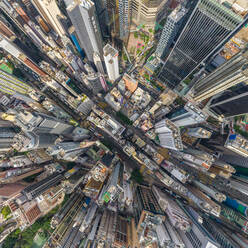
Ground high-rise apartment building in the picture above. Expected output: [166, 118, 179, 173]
[178, 206, 221, 248]
[102, 162, 123, 203]
[31, 0, 66, 37]
[131, 0, 168, 29]
[7, 111, 75, 135]
[12, 132, 59, 151]
[82, 65, 107, 93]
[80, 203, 98, 232]
[133, 185, 164, 232]
[46, 141, 95, 161]
[106, 0, 130, 40]
[155, 118, 183, 150]
[103, 44, 120, 81]
[93, 52, 105, 75]
[202, 218, 243, 248]
[66, 0, 103, 63]
[92, 0, 110, 39]
[158, 0, 244, 89]
[96, 209, 117, 246]
[113, 215, 130, 248]
[224, 133, 248, 157]
[167, 102, 208, 127]
[0, 167, 43, 183]
[193, 48, 248, 102]
[183, 148, 215, 169]
[193, 180, 226, 202]
[76, 95, 94, 116]
[0, 126, 18, 156]
[118, 0, 130, 39]
[22, 172, 63, 200]
[187, 127, 212, 139]
[152, 186, 191, 231]
[207, 83, 248, 118]
[155, 4, 186, 59]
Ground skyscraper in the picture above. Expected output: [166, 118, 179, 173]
[22, 172, 63, 200]
[103, 44, 120, 81]
[167, 102, 208, 127]
[224, 133, 248, 158]
[92, 0, 110, 39]
[152, 186, 191, 231]
[3, 111, 75, 135]
[82, 65, 107, 93]
[12, 132, 59, 151]
[102, 162, 123, 203]
[131, 0, 168, 29]
[207, 83, 248, 118]
[46, 141, 95, 161]
[202, 217, 243, 248]
[155, 118, 183, 150]
[118, 0, 130, 39]
[106, 0, 130, 40]
[68, 26, 85, 59]
[178, 206, 221, 248]
[0, 126, 18, 156]
[31, 0, 66, 37]
[134, 185, 164, 230]
[158, 0, 244, 89]
[155, 4, 186, 59]
[187, 127, 212, 139]
[66, 0, 104, 63]
[193, 48, 248, 102]
[93, 52, 105, 75]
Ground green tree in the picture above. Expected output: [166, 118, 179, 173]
[131, 169, 143, 184]
[1, 206, 11, 219]
[2, 229, 20, 248]
[116, 111, 133, 125]
[234, 125, 248, 139]
[3, 203, 62, 248]
[13, 68, 25, 79]
[123, 54, 128, 61]
[134, 31, 138, 38]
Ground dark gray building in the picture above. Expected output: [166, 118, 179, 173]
[92, 0, 110, 39]
[22, 172, 63, 200]
[0, 126, 18, 156]
[202, 218, 244, 248]
[178, 206, 221, 248]
[208, 83, 248, 118]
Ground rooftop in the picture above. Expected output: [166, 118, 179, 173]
[103, 44, 118, 57]
[225, 133, 248, 157]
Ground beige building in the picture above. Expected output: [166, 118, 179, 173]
[131, 0, 168, 29]
[31, 0, 66, 37]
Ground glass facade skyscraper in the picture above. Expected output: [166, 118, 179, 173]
[158, 0, 244, 89]
[209, 83, 248, 118]
[193, 48, 248, 102]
